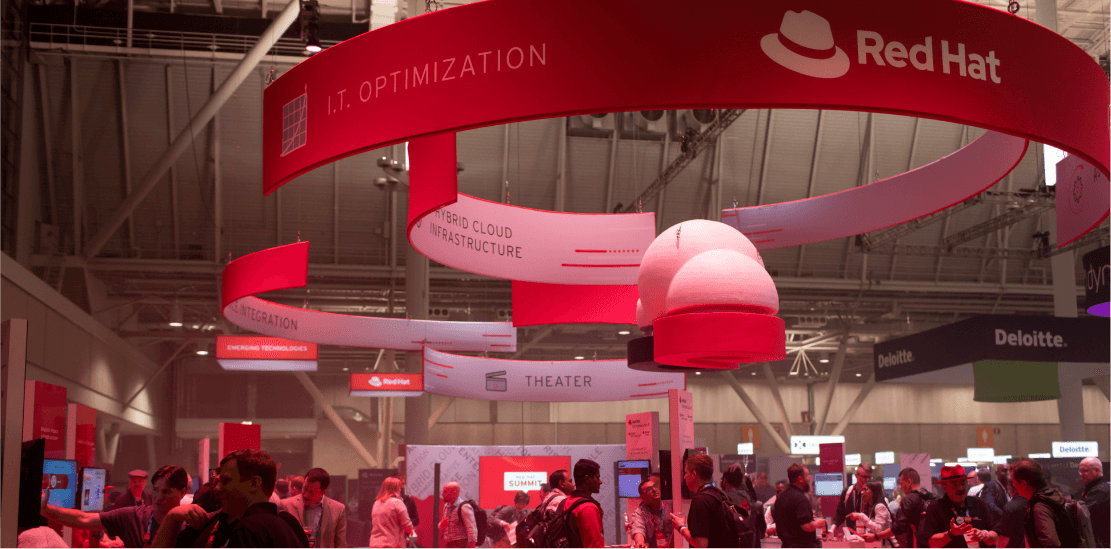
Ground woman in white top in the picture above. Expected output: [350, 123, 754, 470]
[369, 477, 415, 548]
[849, 481, 899, 547]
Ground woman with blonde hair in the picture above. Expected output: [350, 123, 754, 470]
[369, 477, 415, 548]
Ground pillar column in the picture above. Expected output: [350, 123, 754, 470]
[1035, 1, 1085, 442]
[404, 242, 430, 445]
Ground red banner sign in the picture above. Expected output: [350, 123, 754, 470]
[69, 404, 96, 468]
[511, 281, 638, 326]
[23, 380, 67, 459]
[218, 423, 261, 461]
[263, 0, 1108, 207]
[350, 373, 425, 397]
[216, 336, 318, 360]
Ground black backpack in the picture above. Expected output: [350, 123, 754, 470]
[517, 493, 558, 548]
[1063, 499, 1096, 548]
[539, 495, 601, 548]
[703, 486, 754, 548]
[458, 499, 489, 544]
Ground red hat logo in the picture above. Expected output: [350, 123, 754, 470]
[761, 10, 850, 79]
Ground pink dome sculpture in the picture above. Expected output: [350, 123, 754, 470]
[628, 220, 785, 371]
[665, 249, 779, 316]
[637, 220, 764, 324]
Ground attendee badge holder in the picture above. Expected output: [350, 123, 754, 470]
[956, 512, 979, 548]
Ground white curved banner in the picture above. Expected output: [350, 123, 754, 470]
[224, 296, 517, 352]
[410, 194, 656, 285]
[423, 347, 684, 401]
[721, 131, 1027, 250]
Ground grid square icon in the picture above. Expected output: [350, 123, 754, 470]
[281, 92, 308, 157]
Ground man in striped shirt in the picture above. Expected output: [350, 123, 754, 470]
[439, 482, 477, 548]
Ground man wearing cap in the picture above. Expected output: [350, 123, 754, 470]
[109, 470, 153, 510]
[919, 465, 994, 548]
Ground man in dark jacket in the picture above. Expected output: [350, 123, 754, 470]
[489, 491, 530, 548]
[1080, 457, 1109, 548]
[1012, 459, 1078, 548]
[155, 449, 308, 548]
[918, 465, 994, 548]
[978, 465, 1010, 526]
[873, 467, 936, 547]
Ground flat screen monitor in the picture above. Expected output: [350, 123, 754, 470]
[479, 456, 571, 509]
[79, 467, 107, 512]
[814, 473, 844, 496]
[43, 459, 78, 509]
[659, 451, 673, 500]
[617, 460, 651, 498]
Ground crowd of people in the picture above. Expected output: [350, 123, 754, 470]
[758, 458, 1110, 549]
[28, 449, 1109, 549]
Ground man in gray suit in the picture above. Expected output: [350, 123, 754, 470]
[281, 468, 348, 547]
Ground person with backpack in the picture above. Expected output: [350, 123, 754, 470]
[516, 473, 574, 548]
[671, 453, 754, 548]
[721, 464, 764, 546]
[561, 459, 605, 548]
[1079, 457, 1109, 548]
[544, 470, 576, 517]
[439, 482, 479, 548]
[629, 478, 674, 548]
[1011, 459, 1080, 548]
[871, 468, 937, 548]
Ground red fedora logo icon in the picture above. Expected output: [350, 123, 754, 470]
[761, 10, 850, 78]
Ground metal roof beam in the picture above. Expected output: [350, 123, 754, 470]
[620, 109, 745, 213]
[81, 0, 301, 261]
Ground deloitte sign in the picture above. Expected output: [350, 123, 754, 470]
[1051, 441, 1099, 458]
[873, 315, 1107, 382]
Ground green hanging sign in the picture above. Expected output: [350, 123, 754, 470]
[973, 360, 1061, 402]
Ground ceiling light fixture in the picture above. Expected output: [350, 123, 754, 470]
[300, 0, 322, 53]
[618, 330, 631, 335]
[574, 356, 585, 360]
[856, 373, 862, 377]
[168, 302, 183, 327]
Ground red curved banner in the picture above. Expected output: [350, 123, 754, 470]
[264, 0, 1108, 193]
[511, 281, 638, 327]
[220, 242, 517, 352]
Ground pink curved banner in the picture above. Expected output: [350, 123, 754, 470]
[221, 242, 517, 352]
[264, 0, 1108, 193]
[409, 193, 655, 285]
[721, 130, 1028, 249]
[422, 347, 684, 402]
